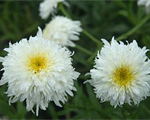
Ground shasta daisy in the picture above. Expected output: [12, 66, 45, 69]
[43, 16, 82, 47]
[0, 28, 80, 116]
[39, 0, 65, 19]
[88, 37, 150, 107]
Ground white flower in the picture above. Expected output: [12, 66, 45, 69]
[43, 16, 82, 47]
[0, 27, 80, 116]
[138, 0, 150, 13]
[88, 37, 150, 107]
[39, 0, 65, 19]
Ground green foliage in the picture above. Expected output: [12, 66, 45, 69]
[0, 0, 150, 119]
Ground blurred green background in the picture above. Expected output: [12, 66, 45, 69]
[0, 0, 150, 119]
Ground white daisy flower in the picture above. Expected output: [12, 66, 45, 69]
[43, 16, 82, 47]
[39, 0, 65, 19]
[138, 0, 150, 13]
[0, 27, 80, 116]
[88, 37, 150, 107]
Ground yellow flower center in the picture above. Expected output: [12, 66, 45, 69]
[27, 54, 49, 74]
[113, 65, 135, 87]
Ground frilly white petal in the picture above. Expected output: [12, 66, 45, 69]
[37, 27, 43, 38]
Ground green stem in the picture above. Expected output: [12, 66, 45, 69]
[11, 105, 16, 113]
[59, 3, 71, 18]
[87, 50, 98, 62]
[0, 93, 16, 114]
[59, 3, 102, 46]
[87, 45, 102, 62]
[142, 104, 150, 115]
[76, 44, 92, 55]
[116, 13, 150, 41]
[82, 29, 102, 46]
[88, 13, 150, 62]
[121, 107, 126, 119]
[59, 4, 92, 55]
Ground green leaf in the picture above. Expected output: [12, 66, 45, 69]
[15, 102, 27, 119]
[48, 104, 59, 119]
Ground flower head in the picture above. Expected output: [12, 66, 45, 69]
[0, 28, 80, 116]
[88, 37, 150, 107]
[138, 0, 150, 13]
[39, 0, 65, 19]
[43, 16, 82, 47]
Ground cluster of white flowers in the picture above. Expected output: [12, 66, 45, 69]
[1, 0, 150, 117]
[0, 28, 80, 116]
[0, 0, 82, 116]
[138, 0, 150, 13]
[88, 37, 150, 107]
[39, 0, 82, 47]
[43, 16, 82, 47]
